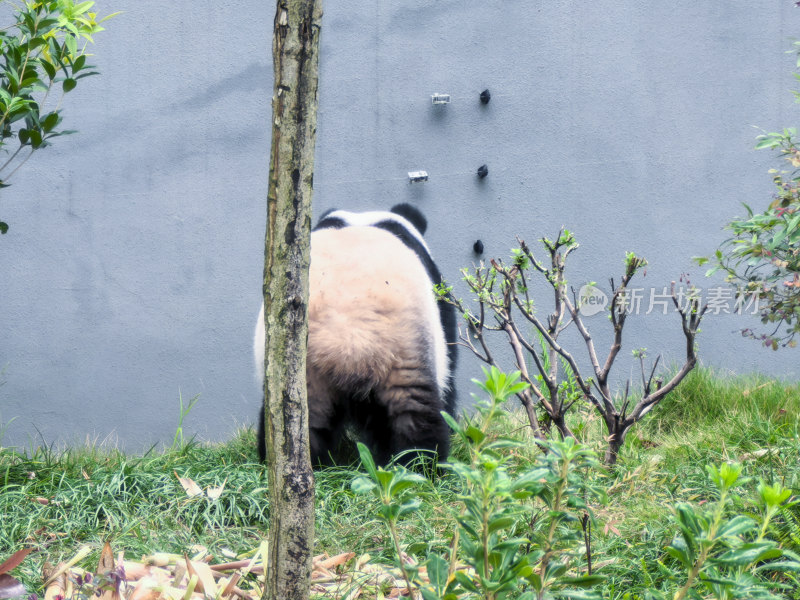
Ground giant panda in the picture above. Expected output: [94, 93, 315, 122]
[253, 203, 457, 466]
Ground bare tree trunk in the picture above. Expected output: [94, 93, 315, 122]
[261, 1, 322, 599]
[603, 415, 624, 466]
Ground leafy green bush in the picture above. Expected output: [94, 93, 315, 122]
[648, 463, 800, 600]
[699, 41, 800, 349]
[352, 368, 800, 600]
[0, 0, 114, 234]
[353, 368, 605, 600]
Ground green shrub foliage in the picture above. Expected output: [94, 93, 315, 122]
[700, 42, 800, 349]
[0, 0, 114, 234]
[352, 369, 800, 600]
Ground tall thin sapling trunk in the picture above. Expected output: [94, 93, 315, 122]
[261, 1, 322, 599]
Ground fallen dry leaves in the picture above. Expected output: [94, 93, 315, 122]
[2, 542, 440, 600]
[4, 472, 446, 600]
[0, 548, 33, 599]
[173, 474, 227, 502]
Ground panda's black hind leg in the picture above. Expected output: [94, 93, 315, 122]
[353, 396, 396, 466]
[307, 377, 350, 466]
[389, 408, 450, 467]
[259, 403, 344, 466]
[375, 368, 451, 467]
[309, 424, 347, 466]
[258, 374, 346, 466]
[257, 404, 266, 462]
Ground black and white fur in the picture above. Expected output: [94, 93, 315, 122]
[254, 203, 457, 465]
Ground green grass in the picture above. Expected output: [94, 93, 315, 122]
[580, 368, 800, 597]
[1, 366, 799, 598]
[0, 435, 269, 569]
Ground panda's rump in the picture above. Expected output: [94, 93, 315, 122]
[308, 227, 443, 394]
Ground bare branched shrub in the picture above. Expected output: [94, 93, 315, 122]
[439, 230, 708, 465]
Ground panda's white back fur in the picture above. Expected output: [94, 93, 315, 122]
[253, 208, 449, 398]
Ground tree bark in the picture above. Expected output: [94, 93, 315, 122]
[261, 1, 322, 599]
[603, 416, 624, 466]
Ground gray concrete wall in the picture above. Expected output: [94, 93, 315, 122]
[2, 1, 798, 451]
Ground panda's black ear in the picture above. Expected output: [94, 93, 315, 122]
[390, 203, 427, 236]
